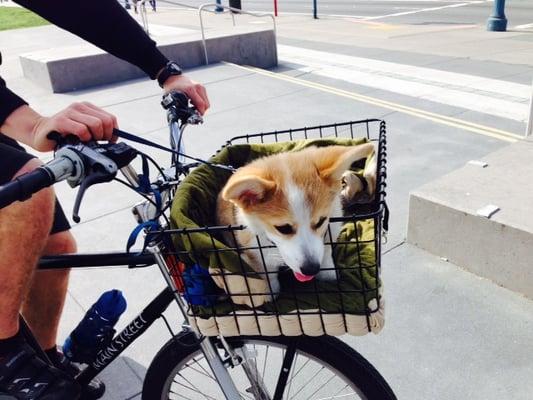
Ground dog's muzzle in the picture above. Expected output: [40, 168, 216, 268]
[294, 262, 320, 282]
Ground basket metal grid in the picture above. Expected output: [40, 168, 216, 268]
[161, 119, 388, 336]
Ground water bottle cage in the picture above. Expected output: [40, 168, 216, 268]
[64, 327, 116, 364]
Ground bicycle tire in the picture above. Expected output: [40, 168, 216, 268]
[142, 330, 396, 400]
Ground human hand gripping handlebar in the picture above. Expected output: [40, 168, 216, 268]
[0, 91, 200, 216]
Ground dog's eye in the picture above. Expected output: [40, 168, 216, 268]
[314, 217, 327, 229]
[274, 224, 294, 235]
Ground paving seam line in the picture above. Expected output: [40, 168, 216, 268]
[225, 62, 520, 143]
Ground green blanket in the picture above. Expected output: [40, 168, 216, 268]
[170, 138, 381, 317]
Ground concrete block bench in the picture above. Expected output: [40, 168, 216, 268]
[407, 139, 533, 299]
[20, 26, 277, 93]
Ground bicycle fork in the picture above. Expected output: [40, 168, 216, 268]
[148, 245, 244, 400]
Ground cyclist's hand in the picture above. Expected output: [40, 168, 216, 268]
[163, 74, 210, 115]
[31, 102, 118, 152]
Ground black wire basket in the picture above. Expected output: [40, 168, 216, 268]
[164, 120, 388, 337]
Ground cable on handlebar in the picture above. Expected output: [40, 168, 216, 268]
[113, 129, 236, 173]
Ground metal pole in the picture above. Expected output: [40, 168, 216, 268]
[526, 78, 533, 137]
[274, 0, 278, 17]
[487, 0, 507, 31]
[198, 8, 209, 65]
[313, 0, 318, 19]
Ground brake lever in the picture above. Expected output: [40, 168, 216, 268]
[72, 171, 114, 223]
[70, 143, 139, 222]
[46, 132, 139, 222]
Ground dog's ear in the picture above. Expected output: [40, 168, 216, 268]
[314, 143, 375, 181]
[222, 174, 276, 208]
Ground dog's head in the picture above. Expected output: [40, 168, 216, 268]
[222, 144, 374, 281]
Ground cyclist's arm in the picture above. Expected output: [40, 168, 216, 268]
[1, 78, 116, 152]
[13, 0, 209, 114]
[15, 0, 165, 79]
[0, 75, 27, 130]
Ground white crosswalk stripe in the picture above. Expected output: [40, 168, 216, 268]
[278, 45, 530, 122]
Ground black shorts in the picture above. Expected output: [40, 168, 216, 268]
[0, 134, 70, 234]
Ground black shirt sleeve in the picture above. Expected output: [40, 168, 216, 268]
[0, 75, 28, 126]
[14, 0, 169, 79]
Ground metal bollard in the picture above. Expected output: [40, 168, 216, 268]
[487, 0, 507, 32]
[526, 78, 533, 138]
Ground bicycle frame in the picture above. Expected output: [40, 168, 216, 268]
[6, 96, 390, 399]
[37, 103, 247, 399]
[38, 249, 297, 399]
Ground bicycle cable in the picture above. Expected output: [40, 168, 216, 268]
[113, 128, 236, 173]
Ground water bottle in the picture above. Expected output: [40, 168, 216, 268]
[182, 264, 220, 307]
[63, 289, 127, 363]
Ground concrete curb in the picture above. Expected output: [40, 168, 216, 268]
[407, 140, 533, 299]
[20, 26, 277, 93]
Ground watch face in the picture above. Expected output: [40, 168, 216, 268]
[158, 62, 182, 87]
[169, 62, 182, 74]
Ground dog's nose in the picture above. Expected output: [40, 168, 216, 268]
[300, 262, 321, 276]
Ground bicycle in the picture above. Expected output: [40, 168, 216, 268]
[0, 92, 396, 400]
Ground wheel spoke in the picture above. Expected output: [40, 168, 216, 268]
[306, 373, 336, 399]
[191, 356, 214, 378]
[262, 345, 270, 380]
[167, 389, 200, 400]
[174, 372, 216, 400]
[180, 360, 217, 382]
[169, 381, 212, 400]
[286, 358, 311, 387]
[326, 383, 353, 400]
[285, 354, 298, 400]
[288, 365, 326, 399]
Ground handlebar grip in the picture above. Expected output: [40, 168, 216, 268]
[0, 167, 54, 209]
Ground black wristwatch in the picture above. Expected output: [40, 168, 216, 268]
[157, 61, 182, 88]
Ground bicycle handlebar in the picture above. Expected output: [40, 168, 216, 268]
[0, 167, 55, 209]
[0, 140, 137, 214]
[0, 91, 198, 216]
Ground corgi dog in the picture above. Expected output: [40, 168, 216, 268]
[216, 143, 376, 300]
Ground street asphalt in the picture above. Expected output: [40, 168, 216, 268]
[0, 2, 532, 399]
[159, 0, 533, 27]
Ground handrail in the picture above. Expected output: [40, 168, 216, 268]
[139, 0, 150, 35]
[198, 3, 277, 65]
[526, 77, 533, 137]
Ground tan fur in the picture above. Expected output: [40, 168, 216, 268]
[215, 143, 375, 302]
[219, 144, 374, 229]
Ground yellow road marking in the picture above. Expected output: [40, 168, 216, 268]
[226, 62, 521, 143]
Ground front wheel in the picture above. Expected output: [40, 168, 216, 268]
[142, 331, 396, 400]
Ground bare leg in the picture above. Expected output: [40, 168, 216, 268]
[0, 159, 55, 340]
[22, 231, 76, 350]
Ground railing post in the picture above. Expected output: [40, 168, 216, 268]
[313, 0, 318, 19]
[139, 0, 150, 36]
[487, 0, 507, 32]
[526, 78, 533, 138]
[198, 2, 278, 64]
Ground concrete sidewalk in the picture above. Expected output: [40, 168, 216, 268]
[1, 9, 532, 399]
[54, 62, 533, 399]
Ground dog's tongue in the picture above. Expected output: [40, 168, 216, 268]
[294, 272, 315, 282]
